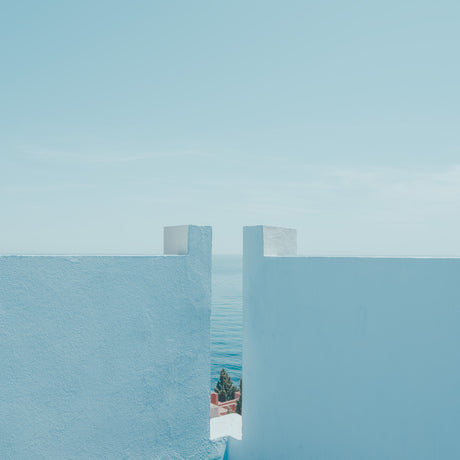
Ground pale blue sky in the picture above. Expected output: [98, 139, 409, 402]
[1, 1, 459, 255]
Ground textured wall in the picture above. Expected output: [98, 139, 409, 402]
[230, 226, 460, 460]
[0, 226, 222, 459]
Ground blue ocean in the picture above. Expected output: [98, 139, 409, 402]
[211, 255, 243, 390]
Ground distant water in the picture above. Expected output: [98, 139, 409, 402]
[211, 255, 243, 390]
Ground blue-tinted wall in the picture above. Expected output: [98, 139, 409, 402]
[231, 226, 460, 459]
[0, 226, 224, 459]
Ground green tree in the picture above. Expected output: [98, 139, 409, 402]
[236, 378, 242, 415]
[214, 368, 238, 402]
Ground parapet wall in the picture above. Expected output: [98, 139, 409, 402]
[0, 226, 220, 459]
[230, 226, 460, 459]
[3, 224, 460, 459]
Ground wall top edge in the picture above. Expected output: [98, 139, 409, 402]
[243, 225, 295, 231]
[164, 224, 212, 227]
[0, 255, 188, 258]
[264, 255, 460, 260]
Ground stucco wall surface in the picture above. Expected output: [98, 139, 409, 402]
[230, 226, 460, 460]
[0, 226, 223, 459]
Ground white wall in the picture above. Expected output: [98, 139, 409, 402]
[0, 226, 224, 459]
[230, 225, 460, 459]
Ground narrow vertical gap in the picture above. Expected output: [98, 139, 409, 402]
[210, 254, 243, 440]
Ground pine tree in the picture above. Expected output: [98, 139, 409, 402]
[236, 378, 242, 415]
[214, 368, 238, 402]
